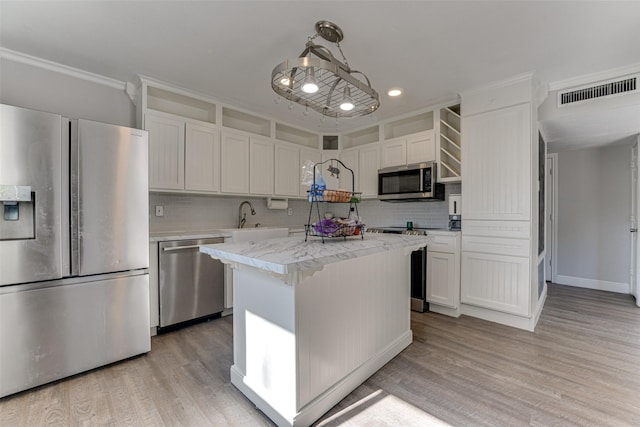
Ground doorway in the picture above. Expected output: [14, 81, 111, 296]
[545, 154, 557, 283]
[631, 139, 640, 306]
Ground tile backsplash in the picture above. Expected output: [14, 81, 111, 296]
[149, 183, 461, 233]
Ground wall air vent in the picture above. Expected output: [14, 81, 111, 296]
[558, 74, 638, 107]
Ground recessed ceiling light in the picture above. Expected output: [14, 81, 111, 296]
[387, 88, 403, 97]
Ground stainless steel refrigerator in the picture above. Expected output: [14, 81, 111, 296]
[0, 104, 150, 398]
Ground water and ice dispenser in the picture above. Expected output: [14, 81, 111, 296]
[0, 185, 35, 240]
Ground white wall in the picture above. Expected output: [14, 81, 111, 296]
[556, 142, 632, 292]
[0, 56, 135, 126]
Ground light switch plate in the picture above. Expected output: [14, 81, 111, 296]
[155, 205, 164, 217]
[287, 207, 293, 216]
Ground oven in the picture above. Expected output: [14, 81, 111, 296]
[368, 227, 429, 312]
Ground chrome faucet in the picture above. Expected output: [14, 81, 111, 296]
[237, 200, 256, 228]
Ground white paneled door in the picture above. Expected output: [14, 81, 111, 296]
[631, 140, 640, 306]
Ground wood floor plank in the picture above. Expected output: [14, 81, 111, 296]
[1, 283, 638, 426]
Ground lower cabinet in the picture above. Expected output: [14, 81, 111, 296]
[426, 232, 461, 316]
[427, 251, 457, 308]
[461, 249, 530, 316]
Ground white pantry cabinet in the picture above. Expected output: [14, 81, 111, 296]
[381, 130, 435, 168]
[462, 103, 531, 221]
[460, 74, 542, 331]
[274, 142, 300, 197]
[221, 130, 250, 194]
[250, 138, 274, 195]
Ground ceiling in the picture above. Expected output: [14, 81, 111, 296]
[1, 1, 640, 149]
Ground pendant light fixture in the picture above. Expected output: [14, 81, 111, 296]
[271, 20, 380, 119]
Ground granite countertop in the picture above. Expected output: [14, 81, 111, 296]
[199, 234, 428, 275]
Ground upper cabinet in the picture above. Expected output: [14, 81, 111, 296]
[438, 104, 461, 182]
[140, 82, 219, 193]
[380, 111, 435, 168]
[220, 130, 250, 194]
[137, 76, 465, 199]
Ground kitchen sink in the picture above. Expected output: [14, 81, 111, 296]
[221, 227, 289, 243]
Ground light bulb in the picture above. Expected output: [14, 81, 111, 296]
[339, 86, 354, 111]
[301, 68, 319, 94]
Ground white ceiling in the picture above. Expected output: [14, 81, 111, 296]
[2, 1, 640, 149]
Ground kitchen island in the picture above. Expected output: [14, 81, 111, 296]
[200, 234, 427, 427]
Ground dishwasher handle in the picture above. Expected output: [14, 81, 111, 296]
[162, 244, 203, 252]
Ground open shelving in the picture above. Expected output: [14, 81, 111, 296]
[439, 104, 461, 181]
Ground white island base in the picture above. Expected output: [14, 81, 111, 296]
[228, 245, 414, 427]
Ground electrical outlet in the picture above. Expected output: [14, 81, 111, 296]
[287, 207, 293, 216]
[155, 205, 164, 217]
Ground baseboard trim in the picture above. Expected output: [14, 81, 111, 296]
[555, 275, 630, 294]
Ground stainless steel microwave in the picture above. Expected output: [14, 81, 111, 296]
[378, 162, 445, 202]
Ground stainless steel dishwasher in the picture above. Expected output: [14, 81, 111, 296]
[158, 238, 224, 330]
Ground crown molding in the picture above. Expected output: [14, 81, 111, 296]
[0, 48, 126, 91]
[548, 63, 640, 92]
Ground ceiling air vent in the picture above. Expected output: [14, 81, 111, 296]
[558, 74, 638, 107]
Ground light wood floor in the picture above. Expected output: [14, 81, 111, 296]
[1, 284, 638, 426]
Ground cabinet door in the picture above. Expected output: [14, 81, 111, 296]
[381, 139, 406, 168]
[339, 148, 359, 191]
[427, 251, 457, 308]
[406, 131, 435, 164]
[359, 144, 380, 198]
[220, 131, 250, 194]
[145, 113, 185, 190]
[299, 148, 322, 197]
[185, 123, 220, 192]
[250, 138, 274, 195]
[462, 103, 531, 221]
[274, 143, 299, 197]
[461, 250, 530, 316]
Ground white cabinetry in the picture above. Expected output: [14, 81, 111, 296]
[381, 131, 435, 168]
[249, 138, 274, 195]
[185, 123, 220, 192]
[462, 103, 531, 221]
[358, 144, 380, 198]
[221, 130, 250, 194]
[339, 148, 359, 191]
[406, 132, 436, 164]
[426, 232, 461, 317]
[274, 143, 300, 197]
[438, 104, 462, 182]
[460, 74, 542, 331]
[146, 113, 185, 190]
[380, 111, 434, 168]
[138, 79, 219, 193]
[341, 125, 380, 198]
